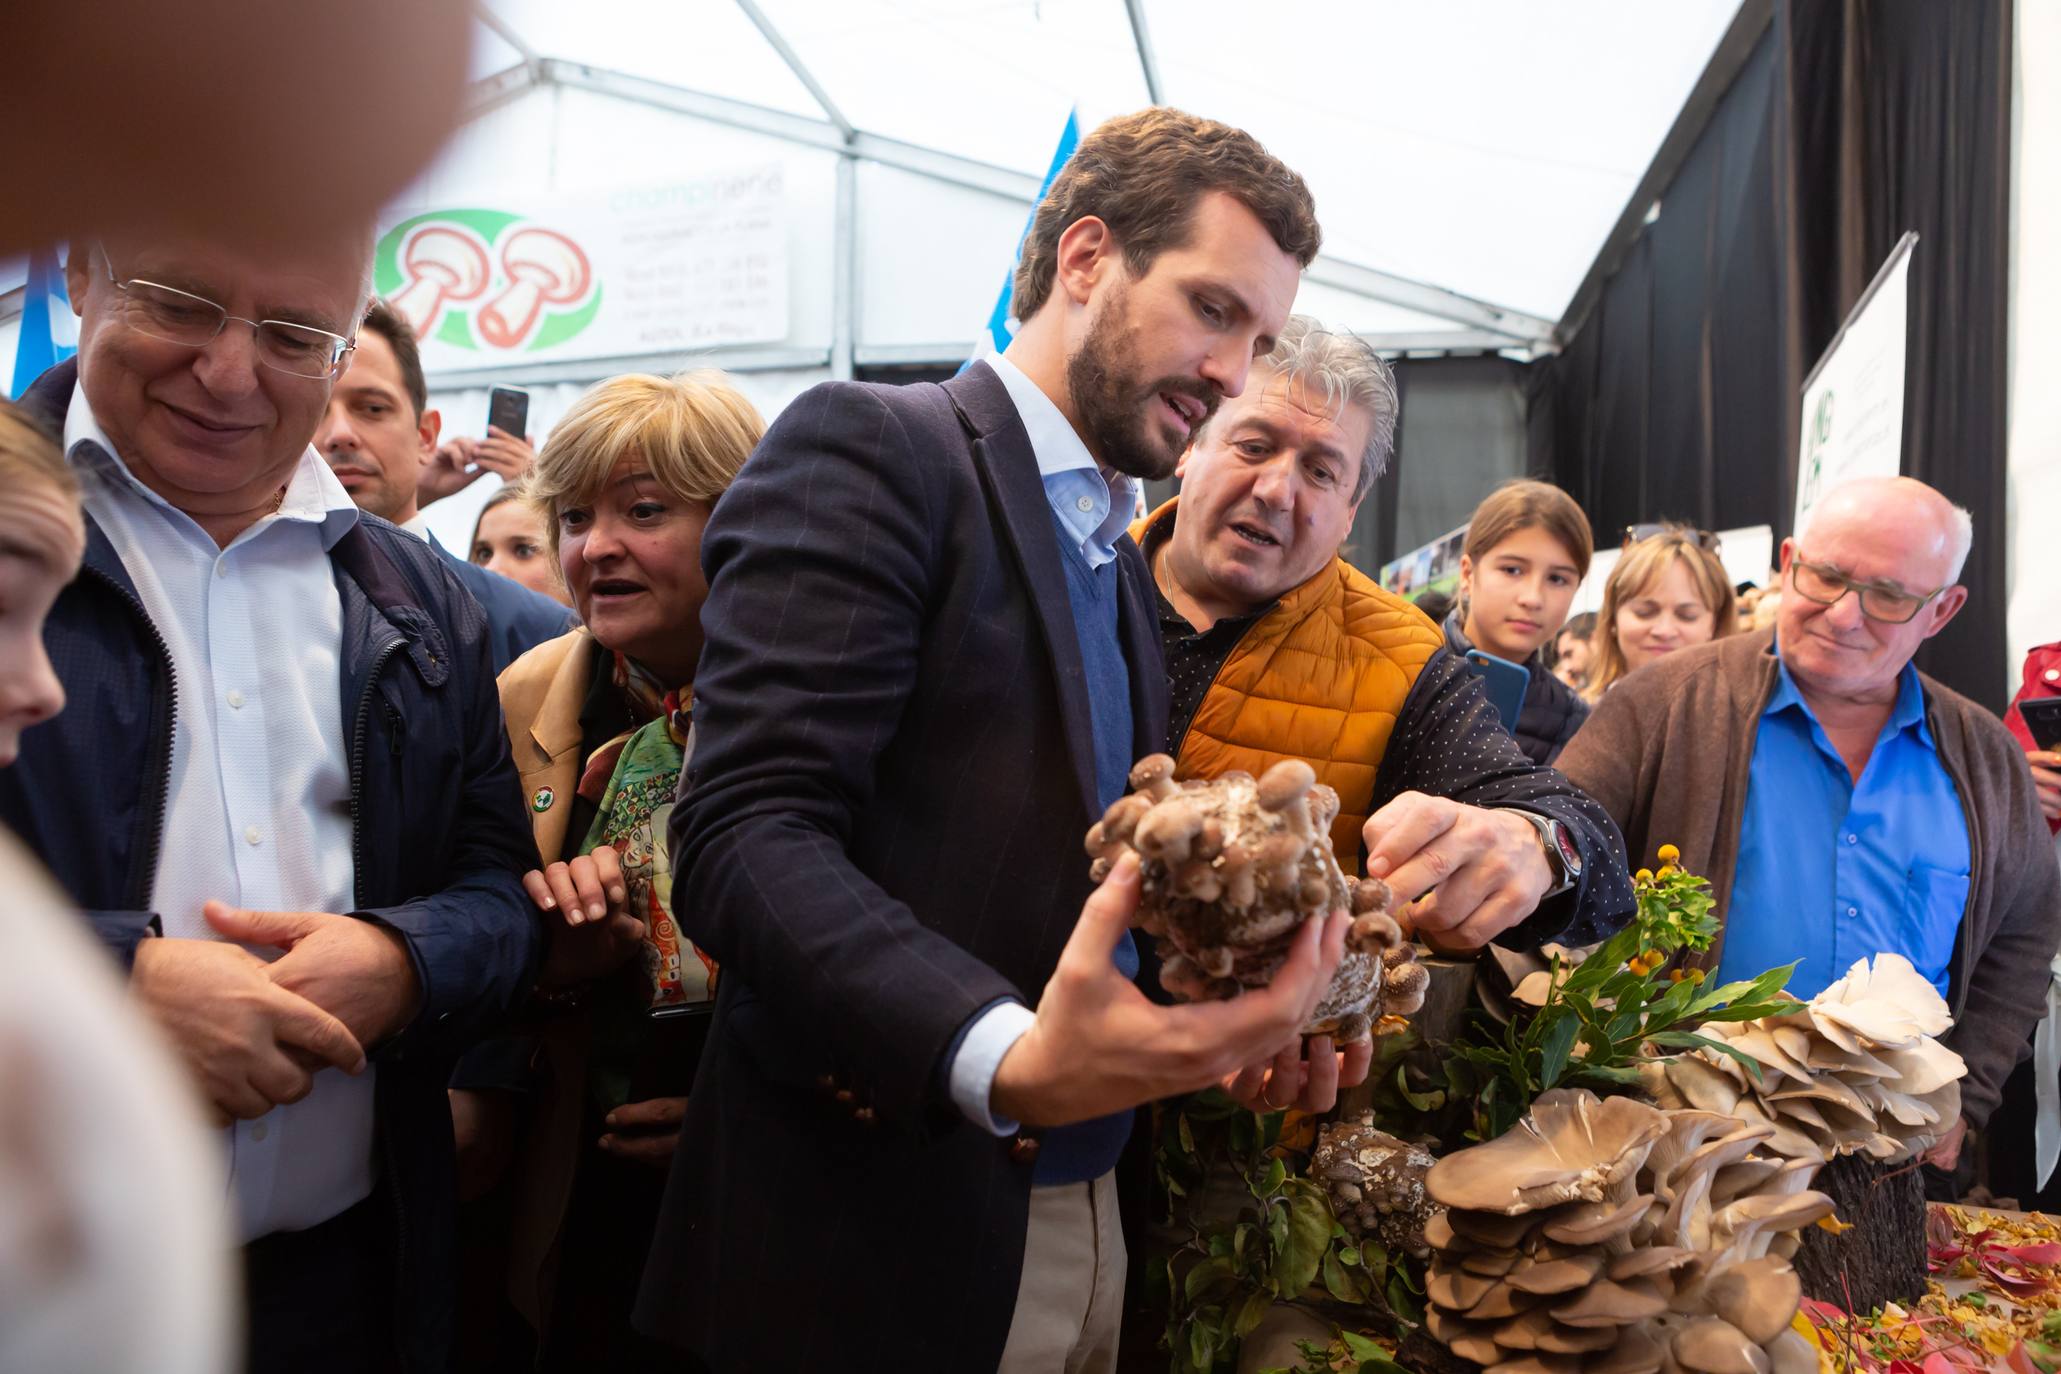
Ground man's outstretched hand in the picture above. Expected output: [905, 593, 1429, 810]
[990, 854, 1350, 1129]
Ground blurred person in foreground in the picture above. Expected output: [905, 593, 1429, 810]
[0, 227, 561, 1373]
[639, 108, 1360, 1373]
[0, 401, 234, 1374]
[1442, 478, 1595, 764]
[316, 299, 571, 671]
[1139, 328, 1630, 953]
[451, 371, 760, 1370]
[1558, 476, 2060, 1185]
[1581, 526, 1737, 701]
[469, 485, 571, 606]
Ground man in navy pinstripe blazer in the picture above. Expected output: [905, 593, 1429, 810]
[636, 110, 1355, 1371]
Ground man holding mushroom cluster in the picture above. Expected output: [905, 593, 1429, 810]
[1133, 314, 1637, 1051]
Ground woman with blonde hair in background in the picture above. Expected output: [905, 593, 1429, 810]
[447, 370, 762, 1371]
[1445, 478, 1595, 764]
[1583, 526, 1738, 702]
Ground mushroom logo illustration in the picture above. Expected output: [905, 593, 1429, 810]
[477, 228, 593, 350]
[389, 225, 491, 339]
[373, 210, 603, 352]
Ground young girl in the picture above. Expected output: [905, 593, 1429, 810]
[1583, 527, 1737, 702]
[1446, 479, 1594, 764]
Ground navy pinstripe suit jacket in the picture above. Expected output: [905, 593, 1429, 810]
[637, 361, 1168, 1369]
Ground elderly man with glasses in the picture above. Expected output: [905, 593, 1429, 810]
[1560, 475, 2060, 1184]
[0, 235, 577, 1373]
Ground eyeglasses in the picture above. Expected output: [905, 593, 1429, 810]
[1624, 524, 1722, 554]
[98, 245, 356, 381]
[1787, 554, 1945, 625]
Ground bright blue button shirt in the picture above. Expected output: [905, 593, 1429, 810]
[1717, 644, 1971, 999]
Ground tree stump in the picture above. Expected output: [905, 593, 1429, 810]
[1395, 1327, 1479, 1373]
[1792, 1151, 1929, 1314]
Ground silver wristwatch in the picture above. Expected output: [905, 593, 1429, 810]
[1517, 810, 1582, 897]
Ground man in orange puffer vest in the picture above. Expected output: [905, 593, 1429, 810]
[1133, 318, 1633, 1089]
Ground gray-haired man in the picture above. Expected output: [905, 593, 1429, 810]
[1134, 315, 1634, 987]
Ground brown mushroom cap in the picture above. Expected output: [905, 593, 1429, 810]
[1704, 1257, 1801, 1345]
[1427, 1266, 1502, 1311]
[1505, 1250, 1604, 1295]
[1256, 758, 1317, 811]
[1426, 1089, 1671, 1216]
[1671, 1316, 1771, 1374]
[1550, 1277, 1669, 1327]
[1424, 1308, 1504, 1367]
[1098, 792, 1152, 846]
[1133, 799, 1205, 864]
[1538, 1190, 1654, 1246]
[1127, 753, 1179, 799]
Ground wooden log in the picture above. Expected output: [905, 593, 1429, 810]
[1792, 1151, 1929, 1313]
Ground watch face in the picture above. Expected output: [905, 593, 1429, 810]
[1553, 825, 1583, 875]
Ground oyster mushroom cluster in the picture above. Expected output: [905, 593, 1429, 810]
[1086, 755, 1426, 1041]
[1640, 953, 1966, 1164]
[1312, 1115, 1441, 1260]
[1422, 1088, 1831, 1374]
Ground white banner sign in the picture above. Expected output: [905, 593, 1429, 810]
[375, 166, 788, 374]
[1793, 232, 1916, 537]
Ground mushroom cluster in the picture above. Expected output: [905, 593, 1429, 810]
[1640, 953, 1966, 1165]
[1312, 1115, 1442, 1260]
[1086, 755, 1427, 1040]
[1422, 1088, 1831, 1374]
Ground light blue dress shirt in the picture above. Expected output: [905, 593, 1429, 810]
[66, 387, 376, 1241]
[945, 353, 1141, 1138]
[1718, 645, 1972, 999]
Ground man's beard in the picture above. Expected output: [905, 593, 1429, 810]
[1064, 291, 1216, 482]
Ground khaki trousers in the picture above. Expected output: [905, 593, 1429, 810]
[995, 1170, 1126, 1374]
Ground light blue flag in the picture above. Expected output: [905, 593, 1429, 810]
[968, 109, 1081, 368]
[10, 247, 77, 399]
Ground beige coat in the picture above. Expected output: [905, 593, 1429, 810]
[491, 628, 600, 1332]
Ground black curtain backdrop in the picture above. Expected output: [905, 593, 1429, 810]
[1532, 0, 2013, 705]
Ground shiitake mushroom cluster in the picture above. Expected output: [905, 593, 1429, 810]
[1312, 1115, 1441, 1260]
[1641, 952, 1966, 1165]
[1085, 754, 1427, 1041]
[1423, 1088, 1830, 1374]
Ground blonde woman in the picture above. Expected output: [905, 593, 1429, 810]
[1584, 528, 1738, 701]
[450, 370, 761, 1369]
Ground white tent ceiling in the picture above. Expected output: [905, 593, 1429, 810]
[460, 0, 1741, 331]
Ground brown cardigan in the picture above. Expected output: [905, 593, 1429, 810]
[1557, 628, 2061, 1129]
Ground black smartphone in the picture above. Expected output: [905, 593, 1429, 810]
[486, 385, 529, 441]
[2022, 697, 2061, 752]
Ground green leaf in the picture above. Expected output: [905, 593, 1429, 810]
[1338, 1245, 1362, 1267]
[1179, 1112, 1196, 1158]
[1188, 1318, 1217, 1372]
[1646, 1030, 1735, 1057]
[1258, 1156, 1288, 1197]
[1537, 1012, 1580, 1089]
[1696, 963, 1798, 1018]
[1393, 1063, 1443, 1112]
[1271, 1183, 1332, 1295]
[1385, 1267, 1424, 1323]
[1234, 1222, 1254, 1264]
[1232, 1289, 1274, 1339]
[1322, 1248, 1365, 1303]
[1189, 1257, 1237, 1301]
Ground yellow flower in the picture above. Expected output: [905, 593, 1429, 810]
[1656, 864, 1678, 879]
[1635, 868, 1655, 884]
[1657, 844, 1681, 864]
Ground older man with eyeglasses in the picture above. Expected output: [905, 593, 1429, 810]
[1560, 475, 2060, 1183]
[0, 234, 597, 1373]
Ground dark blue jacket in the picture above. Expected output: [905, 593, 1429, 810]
[2, 360, 544, 1373]
[637, 364, 1169, 1369]
[429, 530, 574, 675]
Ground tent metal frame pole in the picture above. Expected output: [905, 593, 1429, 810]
[732, 0, 857, 141]
[1124, 0, 1165, 105]
[832, 156, 857, 380]
[455, 61, 1558, 347]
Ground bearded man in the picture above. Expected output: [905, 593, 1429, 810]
[638, 108, 1357, 1373]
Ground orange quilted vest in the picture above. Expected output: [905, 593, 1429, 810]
[1132, 500, 1446, 873]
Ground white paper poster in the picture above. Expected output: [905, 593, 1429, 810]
[1793, 232, 1916, 537]
[374, 166, 788, 374]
